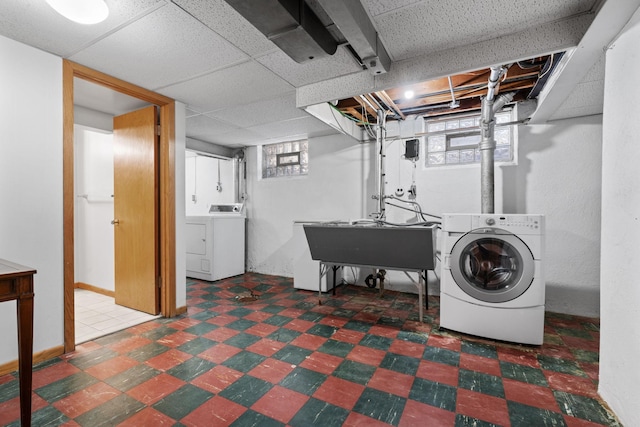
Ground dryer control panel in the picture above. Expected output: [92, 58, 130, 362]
[471, 214, 544, 234]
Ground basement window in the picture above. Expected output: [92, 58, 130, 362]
[261, 140, 308, 179]
[424, 110, 515, 167]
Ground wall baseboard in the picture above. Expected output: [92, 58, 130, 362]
[0, 345, 65, 376]
[176, 305, 187, 315]
[75, 282, 115, 298]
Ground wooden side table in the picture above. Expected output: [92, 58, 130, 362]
[0, 259, 36, 427]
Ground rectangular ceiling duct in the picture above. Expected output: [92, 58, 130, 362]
[316, 0, 390, 74]
[223, 0, 337, 63]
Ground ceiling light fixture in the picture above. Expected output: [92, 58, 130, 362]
[45, 0, 109, 25]
[404, 90, 415, 99]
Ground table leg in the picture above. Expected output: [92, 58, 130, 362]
[423, 271, 428, 311]
[16, 276, 34, 427]
[418, 273, 424, 323]
[318, 262, 323, 305]
[332, 266, 337, 296]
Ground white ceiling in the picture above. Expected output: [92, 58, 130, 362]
[1, 0, 637, 148]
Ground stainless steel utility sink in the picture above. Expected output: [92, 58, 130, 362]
[303, 223, 437, 271]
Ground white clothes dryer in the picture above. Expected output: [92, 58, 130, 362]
[440, 213, 545, 345]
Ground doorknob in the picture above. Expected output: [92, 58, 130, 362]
[111, 219, 120, 225]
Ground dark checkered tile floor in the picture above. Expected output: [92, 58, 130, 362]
[0, 273, 620, 426]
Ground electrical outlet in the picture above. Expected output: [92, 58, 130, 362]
[395, 188, 404, 197]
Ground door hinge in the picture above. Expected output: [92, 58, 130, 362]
[156, 124, 161, 136]
[157, 276, 162, 288]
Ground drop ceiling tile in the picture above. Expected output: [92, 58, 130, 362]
[69, 3, 248, 89]
[159, 61, 294, 112]
[0, 0, 163, 57]
[204, 128, 265, 147]
[205, 93, 308, 128]
[248, 116, 337, 141]
[296, 71, 374, 109]
[187, 114, 240, 138]
[362, 0, 423, 17]
[172, 0, 276, 57]
[256, 46, 363, 87]
[374, 0, 594, 61]
[186, 108, 202, 118]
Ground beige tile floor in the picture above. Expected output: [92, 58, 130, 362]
[74, 288, 160, 344]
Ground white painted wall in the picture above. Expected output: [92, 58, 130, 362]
[0, 35, 63, 364]
[246, 134, 374, 277]
[245, 114, 602, 317]
[598, 10, 640, 426]
[0, 36, 188, 365]
[185, 153, 235, 216]
[513, 116, 602, 316]
[75, 105, 113, 131]
[74, 126, 115, 292]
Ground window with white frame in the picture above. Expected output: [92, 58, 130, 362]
[261, 140, 309, 178]
[424, 110, 515, 167]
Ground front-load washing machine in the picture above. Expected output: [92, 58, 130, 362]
[440, 213, 545, 345]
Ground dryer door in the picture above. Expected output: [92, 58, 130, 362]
[450, 228, 535, 303]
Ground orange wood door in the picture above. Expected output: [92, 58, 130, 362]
[113, 105, 159, 314]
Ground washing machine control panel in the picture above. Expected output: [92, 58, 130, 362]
[472, 214, 543, 233]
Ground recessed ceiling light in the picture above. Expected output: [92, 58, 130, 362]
[404, 90, 415, 99]
[46, 0, 109, 25]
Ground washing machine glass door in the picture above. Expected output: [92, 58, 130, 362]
[450, 228, 535, 303]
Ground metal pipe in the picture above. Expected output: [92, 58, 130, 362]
[480, 96, 496, 214]
[480, 91, 515, 213]
[485, 66, 505, 102]
[233, 150, 246, 204]
[375, 108, 387, 220]
[364, 93, 385, 113]
[447, 76, 459, 108]
[493, 92, 514, 114]
[480, 65, 511, 214]
[359, 94, 377, 112]
[233, 157, 240, 203]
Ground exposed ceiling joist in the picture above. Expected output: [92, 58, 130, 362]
[336, 57, 552, 124]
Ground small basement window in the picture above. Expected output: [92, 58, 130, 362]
[424, 110, 516, 167]
[261, 140, 308, 179]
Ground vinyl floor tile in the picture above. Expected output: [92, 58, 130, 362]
[3, 274, 621, 427]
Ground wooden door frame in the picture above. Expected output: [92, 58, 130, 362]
[63, 60, 177, 353]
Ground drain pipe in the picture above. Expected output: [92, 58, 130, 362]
[232, 149, 246, 204]
[480, 65, 513, 214]
[374, 108, 387, 220]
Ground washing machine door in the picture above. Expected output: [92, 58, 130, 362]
[450, 227, 535, 303]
